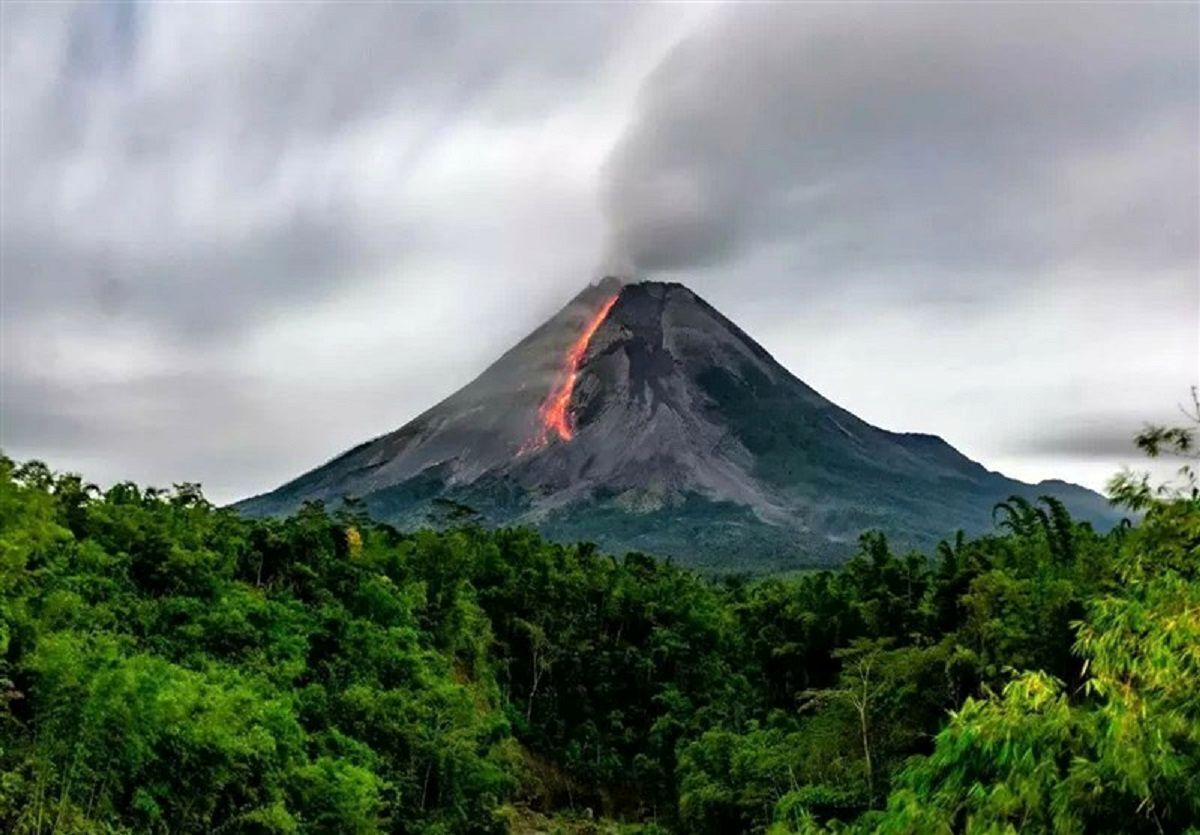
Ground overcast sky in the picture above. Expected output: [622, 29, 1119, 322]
[2, 2, 1196, 504]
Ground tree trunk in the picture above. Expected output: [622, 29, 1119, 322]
[859, 703, 874, 805]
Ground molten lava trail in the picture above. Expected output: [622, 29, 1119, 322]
[533, 294, 619, 446]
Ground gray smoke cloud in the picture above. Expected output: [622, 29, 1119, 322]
[602, 3, 1198, 277]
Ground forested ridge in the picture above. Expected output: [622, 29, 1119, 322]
[1, 418, 1197, 833]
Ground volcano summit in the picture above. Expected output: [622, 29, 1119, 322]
[237, 279, 1119, 570]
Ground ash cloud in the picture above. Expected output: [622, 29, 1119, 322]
[601, 3, 1198, 277]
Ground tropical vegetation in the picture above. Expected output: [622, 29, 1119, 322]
[0, 407, 1196, 833]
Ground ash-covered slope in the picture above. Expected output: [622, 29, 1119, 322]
[237, 280, 1121, 570]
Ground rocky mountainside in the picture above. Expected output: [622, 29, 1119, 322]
[237, 279, 1121, 571]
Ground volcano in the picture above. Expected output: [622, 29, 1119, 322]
[237, 279, 1120, 571]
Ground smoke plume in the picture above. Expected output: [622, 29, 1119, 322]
[601, 3, 1197, 277]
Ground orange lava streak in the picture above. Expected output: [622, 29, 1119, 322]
[536, 294, 618, 444]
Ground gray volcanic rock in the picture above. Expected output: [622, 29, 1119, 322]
[236, 279, 1123, 571]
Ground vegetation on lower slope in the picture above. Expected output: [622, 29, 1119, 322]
[0, 413, 1196, 833]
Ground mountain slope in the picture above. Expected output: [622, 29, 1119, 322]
[237, 279, 1121, 570]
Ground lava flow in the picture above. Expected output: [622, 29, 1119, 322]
[530, 294, 619, 447]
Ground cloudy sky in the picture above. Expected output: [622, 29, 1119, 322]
[2, 2, 1196, 504]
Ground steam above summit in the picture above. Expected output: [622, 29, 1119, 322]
[599, 5, 1197, 276]
[237, 280, 1121, 570]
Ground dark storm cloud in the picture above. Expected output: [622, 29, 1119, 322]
[602, 3, 1198, 276]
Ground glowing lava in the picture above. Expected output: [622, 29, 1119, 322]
[532, 294, 619, 447]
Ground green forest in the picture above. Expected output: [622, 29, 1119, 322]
[1, 419, 1197, 834]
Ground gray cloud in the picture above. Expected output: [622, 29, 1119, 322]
[1, 2, 645, 340]
[3, 218, 392, 336]
[602, 4, 1198, 276]
[1, 2, 1195, 503]
[0, 364, 305, 501]
[1014, 422, 1145, 461]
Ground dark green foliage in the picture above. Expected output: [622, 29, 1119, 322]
[1, 442, 1195, 833]
[0, 457, 510, 833]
